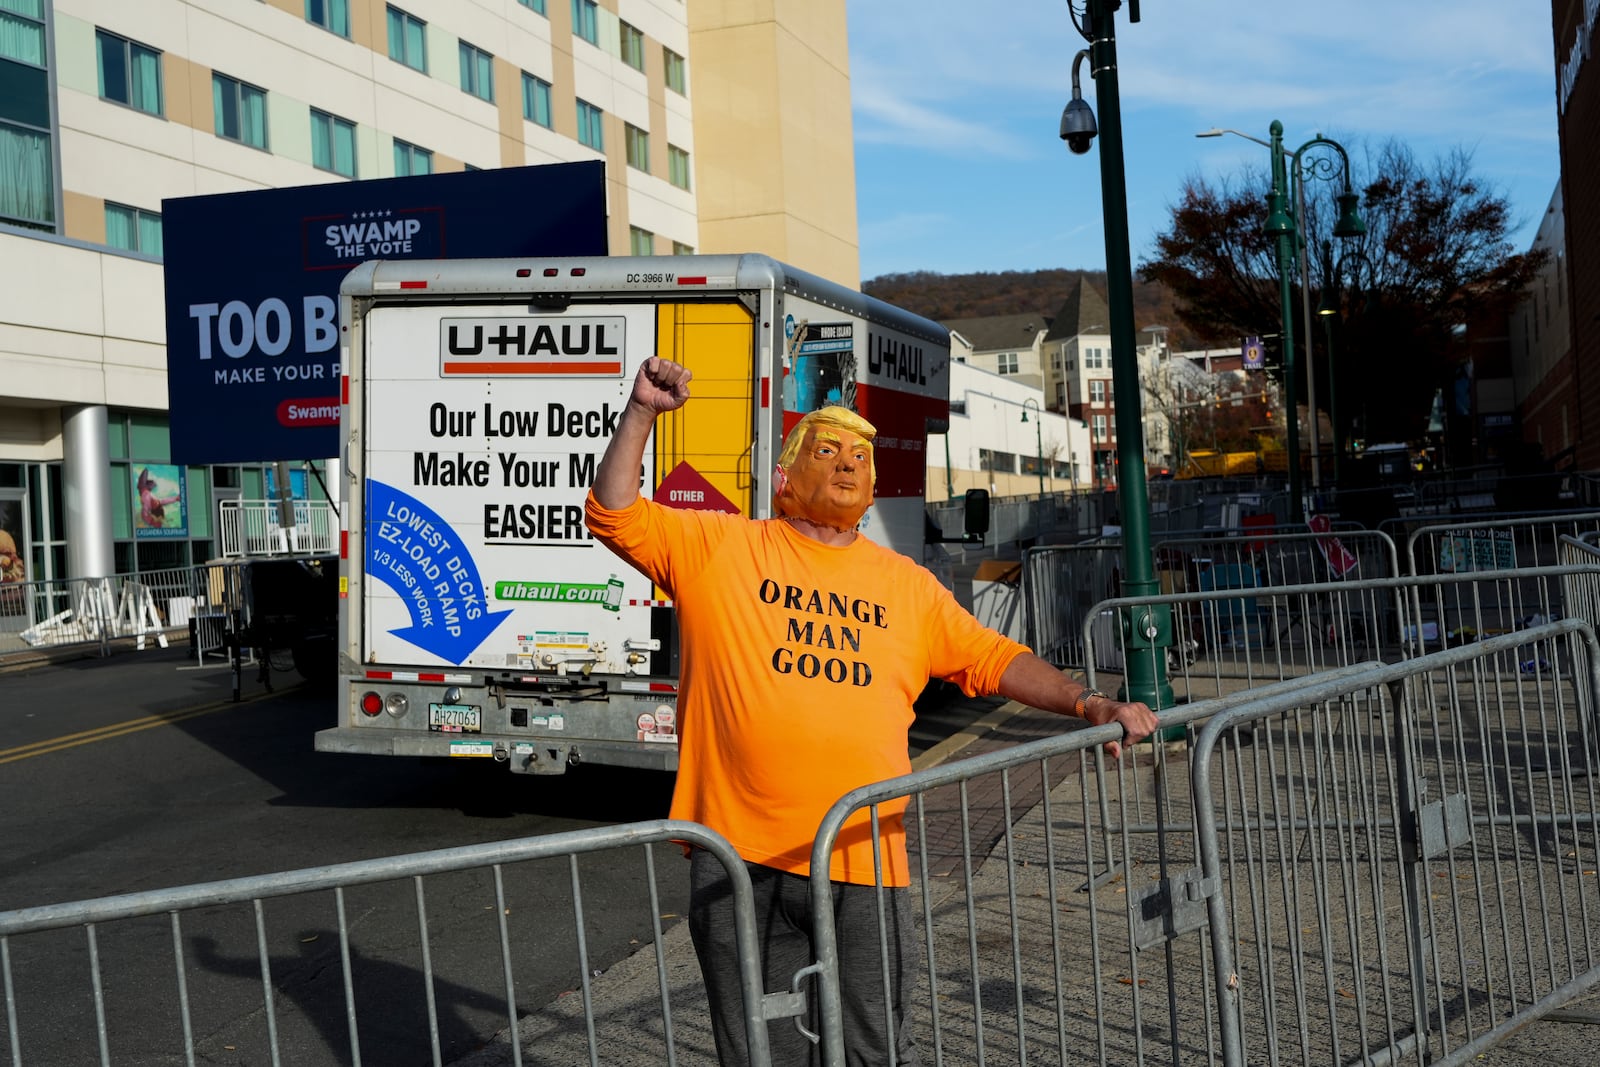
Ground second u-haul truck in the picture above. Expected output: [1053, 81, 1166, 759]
[316, 254, 963, 774]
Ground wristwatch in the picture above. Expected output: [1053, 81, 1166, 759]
[1074, 687, 1108, 717]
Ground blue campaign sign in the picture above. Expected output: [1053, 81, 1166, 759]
[162, 163, 607, 466]
[365, 478, 512, 663]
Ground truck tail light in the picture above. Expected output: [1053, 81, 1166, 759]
[360, 691, 383, 716]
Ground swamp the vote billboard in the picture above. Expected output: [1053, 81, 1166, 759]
[162, 163, 607, 466]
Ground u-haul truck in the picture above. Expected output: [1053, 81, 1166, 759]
[315, 254, 957, 774]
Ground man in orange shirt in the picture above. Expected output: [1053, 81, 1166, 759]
[588, 356, 1160, 1066]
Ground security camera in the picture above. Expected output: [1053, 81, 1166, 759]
[1060, 97, 1097, 155]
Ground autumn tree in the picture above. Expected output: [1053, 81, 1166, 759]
[1140, 143, 1545, 447]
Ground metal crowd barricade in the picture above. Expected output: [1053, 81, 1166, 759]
[0, 563, 253, 666]
[801, 670, 1380, 1067]
[1192, 619, 1600, 1066]
[802, 618, 1600, 1066]
[1019, 543, 1125, 669]
[1560, 534, 1600, 634]
[1083, 565, 1600, 703]
[1396, 514, 1600, 663]
[0, 821, 773, 1067]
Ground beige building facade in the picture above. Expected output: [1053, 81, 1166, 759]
[0, 0, 860, 585]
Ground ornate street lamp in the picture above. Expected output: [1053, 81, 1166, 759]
[1197, 123, 1365, 520]
[1020, 398, 1047, 498]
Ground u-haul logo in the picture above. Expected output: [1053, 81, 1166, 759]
[439, 317, 625, 377]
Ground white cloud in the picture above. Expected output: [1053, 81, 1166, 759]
[852, 77, 1038, 158]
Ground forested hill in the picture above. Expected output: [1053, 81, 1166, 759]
[862, 268, 1204, 350]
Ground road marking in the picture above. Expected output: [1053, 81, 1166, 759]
[0, 693, 280, 764]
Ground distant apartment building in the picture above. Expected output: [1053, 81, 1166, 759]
[1510, 185, 1574, 461]
[945, 313, 1049, 392]
[0, 0, 859, 587]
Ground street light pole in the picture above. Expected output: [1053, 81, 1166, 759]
[1021, 398, 1046, 497]
[1065, 0, 1173, 708]
[1266, 120, 1304, 519]
[1198, 122, 1365, 521]
[1295, 168, 1323, 494]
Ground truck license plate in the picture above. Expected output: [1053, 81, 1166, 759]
[428, 703, 481, 733]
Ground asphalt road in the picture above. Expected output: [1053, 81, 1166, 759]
[0, 647, 995, 1066]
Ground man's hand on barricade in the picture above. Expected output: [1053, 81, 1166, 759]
[1079, 694, 1161, 760]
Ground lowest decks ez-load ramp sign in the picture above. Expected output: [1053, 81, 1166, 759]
[161, 163, 606, 466]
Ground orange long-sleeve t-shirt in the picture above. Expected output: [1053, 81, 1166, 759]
[586, 493, 1029, 886]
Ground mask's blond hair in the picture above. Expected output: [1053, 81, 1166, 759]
[777, 406, 878, 474]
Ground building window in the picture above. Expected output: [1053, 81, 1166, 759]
[980, 449, 1017, 474]
[96, 30, 163, 116]
[667, 145, 690, 190]
[459, 41, 494, 101]
[672, 241, 694, 255]
[1089, 380, 1106, 404]
[0, 121, 51, 230]
[629, 226, 653, 256]
[997, 352, 1018, 375]
[212, 73, 268, 149]
[1091, 414, 1108, 439]
[386, 7, 426, 72]
[517, 0, 547, 13]
[0, 0, 44, 66]
[576, 98, 603, 150]
[624, 123, 649, 172]
[305, 0, 350, 37]
[311, 109, 356, 177]
[620, 22, 645, 70]
[393, 138, 432, 176]
[521, 72, 551, 127]
[663, 48, 686, 94]
[1085, 346, 1104, 369]
[571, 0, 598, 45]
[1066, 357, 1075, 372]
[105, 202, 162, 257]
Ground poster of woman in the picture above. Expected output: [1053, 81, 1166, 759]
[133, 465, 188, 538]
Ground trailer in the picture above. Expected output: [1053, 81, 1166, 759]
[316, 254, 965, 774]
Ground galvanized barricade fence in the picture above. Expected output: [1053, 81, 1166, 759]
[801, 619, 1600, 1066]
[1022, 531, 1397, 680]
[1081, 565, 1600, 705]
[1562, 535, 1600, 632]
[0, 564, 242, 663]
[1193, 619, 1600, 1066]
[1402, 510, 1600, 578]
[803, 669, 1370, 1067]
[1019, 543, 1124, 669]
[0, 821, 773, 1067]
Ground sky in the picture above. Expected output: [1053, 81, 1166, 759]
[845, 0, 1561, 283]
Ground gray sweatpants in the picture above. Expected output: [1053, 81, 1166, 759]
[688, 849, 921, 1067]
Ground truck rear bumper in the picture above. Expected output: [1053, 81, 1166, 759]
[313, 727, 678, 773]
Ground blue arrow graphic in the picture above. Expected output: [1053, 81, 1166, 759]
[365, 479, 512, 664]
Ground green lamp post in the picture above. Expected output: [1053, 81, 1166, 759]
[1198, 123, 1365, 521]
[1021, 397, 1046, 498]
[1061, 0, 1173, 709]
